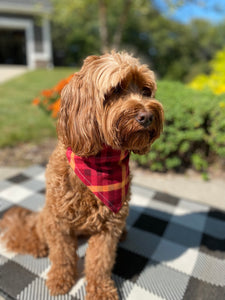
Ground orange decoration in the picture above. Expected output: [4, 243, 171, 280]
[32, 74, 73, 118]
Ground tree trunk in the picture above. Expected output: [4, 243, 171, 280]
[99, 0, 109, 53]
[112, 0, 132, 50]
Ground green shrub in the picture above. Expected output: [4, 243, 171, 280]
[132, 80, 225, 172]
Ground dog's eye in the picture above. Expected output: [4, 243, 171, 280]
[104, 84, 123, 105]
[142, 87, 152, 97]
[112, 84, 123, 95]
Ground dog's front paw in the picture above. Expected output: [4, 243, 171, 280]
[86, 278, 119, 300]
[46, 266, 76, 295]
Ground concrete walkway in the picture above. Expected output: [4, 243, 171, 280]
[133, 168, 225, 211]
[0, 65, 27, 84]
[0, 167, 25, 180]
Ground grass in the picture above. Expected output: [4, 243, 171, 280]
[0, 68, 74, 148]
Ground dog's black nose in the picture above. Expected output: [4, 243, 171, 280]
[136, 111, 154, 128]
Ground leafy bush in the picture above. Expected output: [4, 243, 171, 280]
[132, 81, 225, 172]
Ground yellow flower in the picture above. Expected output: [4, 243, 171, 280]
[189, 47, 225, 96]
[219, 101, 225, 108]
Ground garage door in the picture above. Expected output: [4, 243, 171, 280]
[0, 29, 27, 65]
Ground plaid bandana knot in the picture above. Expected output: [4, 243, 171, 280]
[66, 146, 130, 213]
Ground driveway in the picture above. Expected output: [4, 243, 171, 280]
[0, 65, 27, 84]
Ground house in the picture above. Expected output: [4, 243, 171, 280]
[0, 0, 53, 68]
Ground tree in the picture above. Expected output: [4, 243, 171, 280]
[98, 0, 132, 52]
[50, 0, 225, 82]
[51, 0, 225, 56]
[51, 0, 139, 54]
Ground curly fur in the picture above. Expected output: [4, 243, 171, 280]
[0, 51, 164, 299]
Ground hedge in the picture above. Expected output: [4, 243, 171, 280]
[132, 80, 225, 173]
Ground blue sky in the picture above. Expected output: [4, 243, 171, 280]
[153, 0, 225, 24]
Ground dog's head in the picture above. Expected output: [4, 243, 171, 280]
[58, 52, 164, 156]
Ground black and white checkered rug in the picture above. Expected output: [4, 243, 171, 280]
[0, 165, 225, 300]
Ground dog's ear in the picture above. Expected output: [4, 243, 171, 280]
[57, 74, 102, 156]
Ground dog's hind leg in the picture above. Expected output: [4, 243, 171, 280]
[0, 206, 48, 258]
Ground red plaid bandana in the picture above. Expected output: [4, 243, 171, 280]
[66, 146, 130, 213]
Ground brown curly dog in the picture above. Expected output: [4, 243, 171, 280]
[0, 52, 164, 299]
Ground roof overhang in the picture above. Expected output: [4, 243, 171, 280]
[0, 2, 52, 15]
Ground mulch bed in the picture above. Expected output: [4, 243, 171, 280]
[0, 139, 57, 167]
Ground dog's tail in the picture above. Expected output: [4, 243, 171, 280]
[0, 206, 48, 258]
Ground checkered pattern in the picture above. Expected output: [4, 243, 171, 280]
[0, 165, 225, 300]
[66, 146, 130, 213]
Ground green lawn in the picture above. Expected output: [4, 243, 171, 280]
[0, 68, 74, 148]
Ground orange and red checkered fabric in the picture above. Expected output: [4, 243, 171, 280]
[66, 146, 130, 213]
